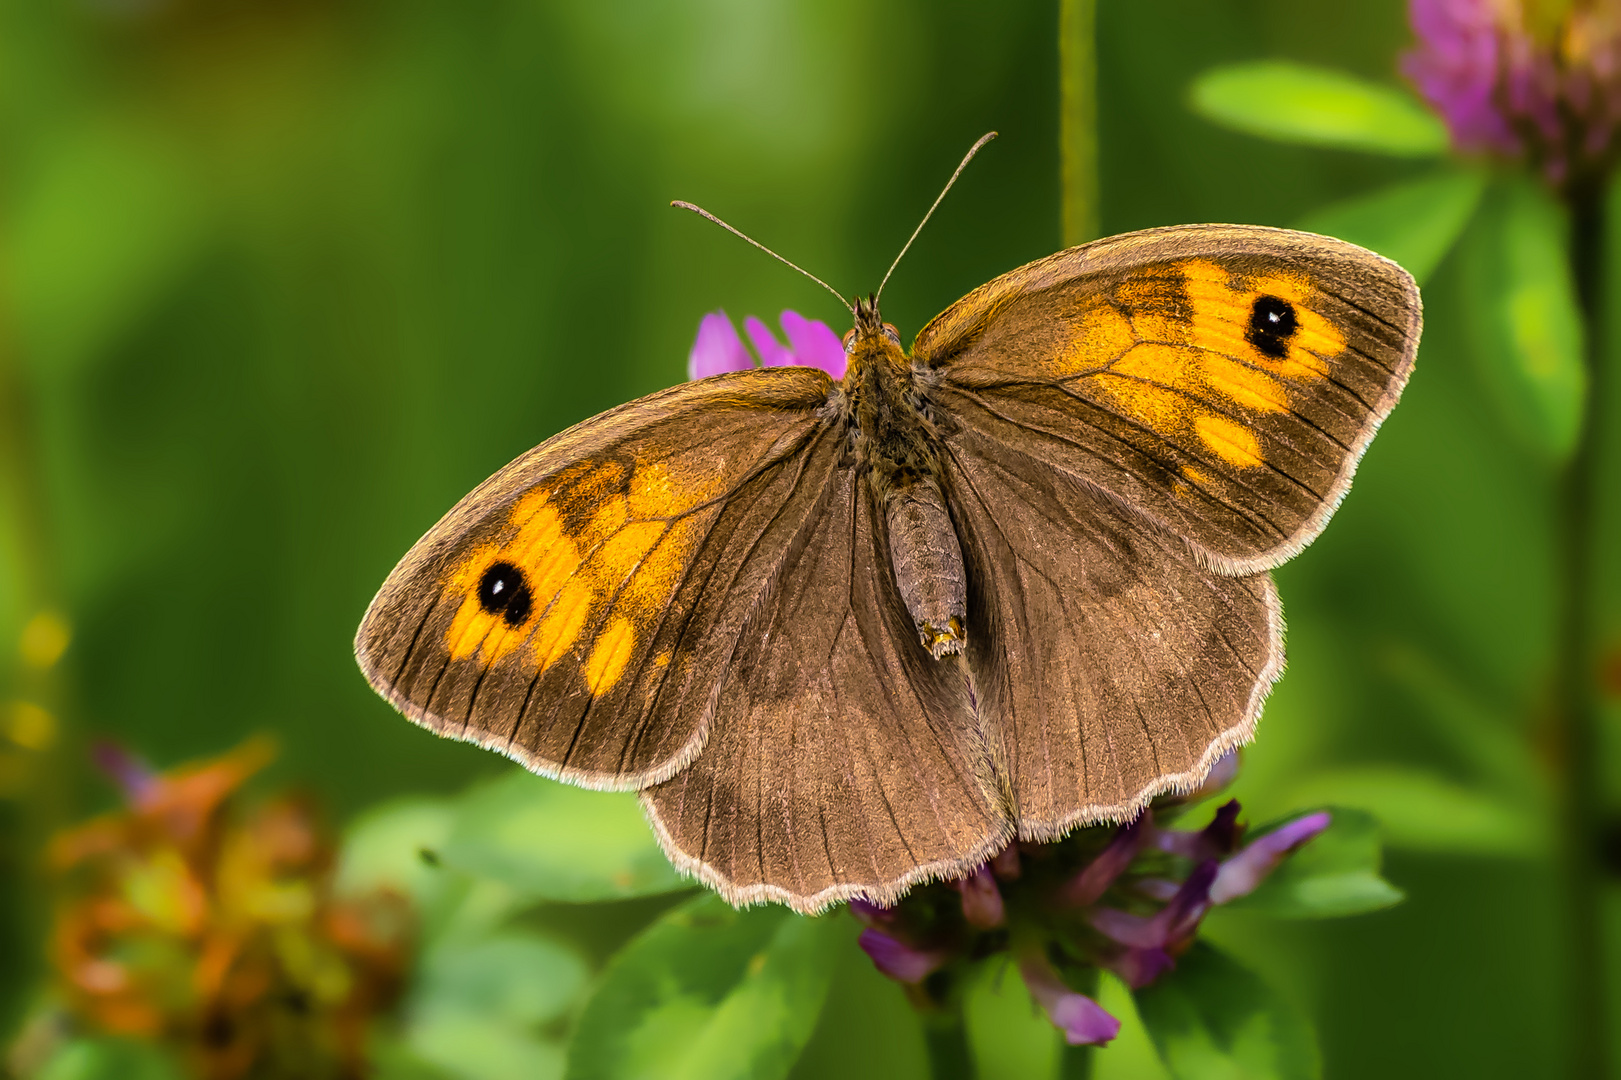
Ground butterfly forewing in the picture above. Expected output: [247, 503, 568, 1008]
[355, 368, 838, 789]
[643, 465, 1010, 912]
[915, 225, 1420, 573]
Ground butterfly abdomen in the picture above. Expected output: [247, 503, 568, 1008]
[886, 479, 967, 656]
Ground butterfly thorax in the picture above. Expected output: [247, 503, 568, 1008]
[841, 299, 967, 659]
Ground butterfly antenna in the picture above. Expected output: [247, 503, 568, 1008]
[671, 200, 852, 313]
[875, 131, 998, 305]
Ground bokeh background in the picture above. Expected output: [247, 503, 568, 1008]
[2, 0, 1618, 1077]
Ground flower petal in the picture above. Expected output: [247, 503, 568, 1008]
[1104, 946, 1175, 989]
[779, 310, 847, 379]
[952, 866, 1005, 929]
[1211, 811, 1332, 904]
[1090, 860, 1216, 950]
[744, 315, 795, 368]
[1019, 954, 1121, 1046]
[1156, 798, 1242, 860]
[1064, 815, 1146, 905]
[688, 311, 753, 380]
[858, 928, 947, 984]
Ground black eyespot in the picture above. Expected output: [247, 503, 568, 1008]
[477, 561, 533, 627]
[1247, 295, 1297, 359]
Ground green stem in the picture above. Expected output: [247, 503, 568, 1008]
[1059, 0, 1099, 248]
[921, 999, 975, 1080]
[1557, 174, 1610, 1080]
[1057, 1042, 1096, 1080]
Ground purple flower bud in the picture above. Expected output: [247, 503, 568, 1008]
[1210, 811, 1332, 904]
[1155, 799, 1243, 860]
[1018, 954, 1121, 1046]
[744, 316, 796, 368]
[688, 311, 753, 379]
[1103, 946, 1176, 989]
[91, 740, 157, 806]
[1090, 860, 1217, 951]
[848, 898, 895, 926]
[858, 928, 949, 984]
[1063, 815, 1146, 906]
[991, 844, 1022, 880]
[779, 309, 847, 379]
[951, 866, 1005, 929]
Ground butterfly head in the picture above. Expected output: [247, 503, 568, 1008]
[844, 294, 906, 378]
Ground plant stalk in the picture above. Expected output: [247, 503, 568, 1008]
[921, 998, 975, 1080]
[1059, 0, 1099, 248]
[1557, 173, 1610, 1080]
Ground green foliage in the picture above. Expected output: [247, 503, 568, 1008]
[442, 770, 688, 903]
[398, 932, 586, 1080]
[1458, 176, 1589, 461]
[30, 1038, 183, 1080]
[1134, 944, 1321, 1080]
[1284, 768, 1547, 858]
[565, 894, 841, 1080]
[1225, 809, 1404, 918]
[1189, 61, 1448, 156]
[1296, 168, 1485, 284]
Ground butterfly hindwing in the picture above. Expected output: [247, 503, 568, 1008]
[916, 225, 1420, 573]
[643, 464, 1010, 912]
[942, 432, 1281, 835]
[355, 368, 838, 789]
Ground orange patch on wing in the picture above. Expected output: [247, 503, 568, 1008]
[1196, 414, 1264, 467]
[1096, 343, 1195, 431]
[534, 578, 593, 669]
[585, 617, 636, 694]
[1198, 352, 1289, 413]
[439, 454, 726, 689]
[1054, 303, 1136, 377]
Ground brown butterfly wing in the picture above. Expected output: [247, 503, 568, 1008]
[942, 434, 1281, 835]
[642, 463, 1010, 913]
[355, 368, 843, 790]
[916, 224, 1421, 574]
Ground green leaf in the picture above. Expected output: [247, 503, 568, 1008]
[415, 932, 590, 1028]
[407, 1014, 565, 1080]
[1459, 176, 1588, 461]
[336, 796, 457, 907]
[441, 769, 688, 903]
[403, 930, 588, 1080]
[566, 894, 841, 1080]
[33, 1038, 184, 1080]
[1296, 168, 1485, 284]
[1283, 767, 1547, 857]
[1135, 943, 1321, 1080]
[1223, 808, 1404, 919]
[1190, 61, 1448, 156]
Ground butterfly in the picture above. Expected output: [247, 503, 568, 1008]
[355, 213, 1420, 914]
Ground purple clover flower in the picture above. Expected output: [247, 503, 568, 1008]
[687, 310, 846, 381]
[851, 784, 1332, 1047]
[1403, 0, 1621, 185]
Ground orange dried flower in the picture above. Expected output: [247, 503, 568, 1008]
[45, 738, 411, 1079]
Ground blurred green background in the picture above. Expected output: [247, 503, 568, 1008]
[2, 0, 1618, 1076]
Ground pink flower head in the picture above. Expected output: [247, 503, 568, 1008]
[687, 310, 846, 381]
[1403, 0, 1621, 184]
